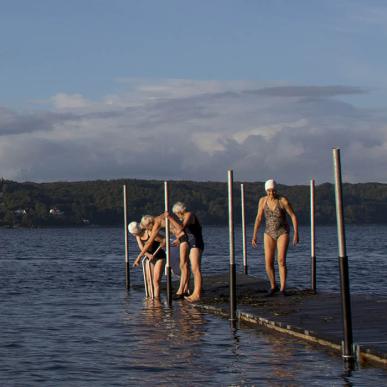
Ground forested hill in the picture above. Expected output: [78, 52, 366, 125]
[1, 178, 387, 227]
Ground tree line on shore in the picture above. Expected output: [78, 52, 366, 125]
[1, 178, 387, 227]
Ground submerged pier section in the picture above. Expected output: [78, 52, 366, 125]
[193, 273, 387, 368]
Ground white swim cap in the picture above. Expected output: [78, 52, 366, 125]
[128, 221, 142, 235]
[265, 179, 276, 191]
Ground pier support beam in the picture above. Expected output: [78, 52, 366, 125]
[228, 170, 236, 321]
[241, 184, 248, 275]
[333, 148, 354, 364]
[310, 179, 316, 294]
[123, 184, 130, 290]
[164, 181, 172, 306]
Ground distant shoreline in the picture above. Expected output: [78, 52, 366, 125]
[2, 178, 387, 227]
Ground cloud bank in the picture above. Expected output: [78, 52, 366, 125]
[0, 80, 386, 184]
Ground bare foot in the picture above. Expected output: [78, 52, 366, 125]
[184, 295, 200, 302]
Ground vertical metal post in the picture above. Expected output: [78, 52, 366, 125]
[228, 170, 236, 321]
[333, 148, 354, 362]
[164, 181, 172, 306]
[241, 184, 248, 275]
[310, 179, 316, 293]
[123, 184, 130, 290]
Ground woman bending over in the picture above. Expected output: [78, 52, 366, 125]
[130, 218, 166, 299]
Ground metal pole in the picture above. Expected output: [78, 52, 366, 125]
[228, 170, 236, 321]
[333, 148, 354, 362]
[241, 184, 248, 275]
[123, 184, 130, 290]
[164, 181, 172, 306]
[310, 179, 316, 293]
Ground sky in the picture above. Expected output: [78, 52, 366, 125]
[1, 0, 387, 184]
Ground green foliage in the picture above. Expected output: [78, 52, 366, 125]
[1, 178, 387, 227]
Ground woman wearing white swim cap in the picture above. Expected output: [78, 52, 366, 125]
[252, 179, 299, 297]
[129, 218, 166, 299]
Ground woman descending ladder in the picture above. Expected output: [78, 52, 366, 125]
[129, 219, 166, 300]
[141, 241, 180, 298]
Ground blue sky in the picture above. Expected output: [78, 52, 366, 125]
[1, 0, 387, 183]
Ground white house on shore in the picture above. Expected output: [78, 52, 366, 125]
[49, 208, 64, 216]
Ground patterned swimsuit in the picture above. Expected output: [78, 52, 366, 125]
[264, 198, 289, 240]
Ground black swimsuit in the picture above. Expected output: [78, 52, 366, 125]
[185, 214, 204, 250]
[143, 237, 166, 261]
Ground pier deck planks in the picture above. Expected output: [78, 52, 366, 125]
[194, 273, 387, 367]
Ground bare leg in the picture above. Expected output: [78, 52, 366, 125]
[145, 259, 154, 299]
[264, 233, 277, 289]
[152, 258, 165, 299]
[185, 248, 202, 302]
[176, 241, 190, 295]
[276, 233, 289, 291]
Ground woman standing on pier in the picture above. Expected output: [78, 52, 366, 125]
[168, 202, 204, 302]
[252, 179, 299, 296]
[130, 219, 166, 299]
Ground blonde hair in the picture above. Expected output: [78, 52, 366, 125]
[172, 201, 186, 215]
[128, 221, 142, 236]
[140, 215, 155, 230]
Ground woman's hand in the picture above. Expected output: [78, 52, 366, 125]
[172, 239, 179, 247]
[251, 238, 258, 248]
[133, 256, 141, 268]
[293, 233, 299, 246]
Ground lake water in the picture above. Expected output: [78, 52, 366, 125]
[1, 225, 387, 386]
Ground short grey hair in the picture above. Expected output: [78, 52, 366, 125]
[140, 215, 155, 229]
[172, 201, 186, 215]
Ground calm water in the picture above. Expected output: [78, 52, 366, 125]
[1, 225, 387, 386]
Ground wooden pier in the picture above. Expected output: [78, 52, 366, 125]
[191, 273, 387, 368]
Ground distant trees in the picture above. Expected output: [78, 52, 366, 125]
[1, 178, 387, 227]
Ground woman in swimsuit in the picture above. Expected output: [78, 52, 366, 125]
[134, 213, 190, 299]
[252, 179, 299, 296]
[130, 218, 166, 299]
[167, 202, 204, 302]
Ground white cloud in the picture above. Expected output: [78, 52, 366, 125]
[51, 93, 91, 110]
[0, 79, 386, 184]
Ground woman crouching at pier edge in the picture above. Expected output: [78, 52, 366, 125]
[167, 202, 204, 303]
[252, 179, 299, 297]
[130, 218, 166, 299]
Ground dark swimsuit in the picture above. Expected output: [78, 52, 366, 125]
[143, 237, 166, 261]
[264, 198, 289, 240]
[185, 214, 204, 250]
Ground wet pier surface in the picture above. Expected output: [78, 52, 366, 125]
[192, 273, 387, 368]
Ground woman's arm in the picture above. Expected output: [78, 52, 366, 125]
[133, 220, 161, 266]
[181, 211, 194, 229]
[252, 198, 265, 248]
[281, 196, 299, 246]
[154, 233, 166, 248]
[133, 234, 153, 267]
[166, 213, 185, 237]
